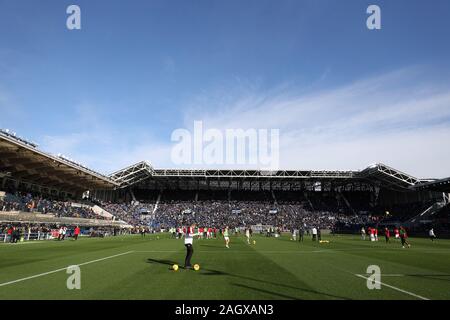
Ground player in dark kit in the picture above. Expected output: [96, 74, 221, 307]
[384, 227, 390, 243]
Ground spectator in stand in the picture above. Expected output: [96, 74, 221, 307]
[0, 192, 105, 220]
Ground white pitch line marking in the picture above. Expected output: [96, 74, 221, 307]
[0, 251, 134, 288]
[354, 274, 430, 300]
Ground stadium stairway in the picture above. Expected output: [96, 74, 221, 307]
[271, 190, 278, 205]
[130, 189, 137, 202]
[152, 191, 162, 215]
[406, 201, 447, 225]
[304, 191, 315, 211]
[338, 192, 356, 215]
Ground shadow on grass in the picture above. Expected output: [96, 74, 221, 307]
[146, 258, 186, 270]
[231, 283, 300, 300]
[189, 262, 350, 299]
[199, 243, 222, 248]
[145, 257, 350, 299]
[408, 274, 450, 283]
[226, 272, 350, 300]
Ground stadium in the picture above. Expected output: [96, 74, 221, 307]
[2, 0, 450, 309]
[1, 128, 450, 300]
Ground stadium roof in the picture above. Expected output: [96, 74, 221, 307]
[109, 161, 155, 187]
[0, 130, 119, 193]
[109, 161, 426, 191]
[1, 129, 437, 193]
[357, 163, 423, 191]
[413, 177, 450, 192]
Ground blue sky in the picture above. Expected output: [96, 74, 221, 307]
[1, 0, 450, 177]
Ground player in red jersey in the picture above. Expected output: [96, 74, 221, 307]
[207, 227, 212, 239]
[369, 227, 376, 241]
[7, 226, 13, 243]
[73, 226, 80, 240]
[394, 227, 400, 240]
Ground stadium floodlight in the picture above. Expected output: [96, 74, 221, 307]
[1, 128, 38, 148]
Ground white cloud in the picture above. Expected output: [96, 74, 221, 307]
[181, 67, 450, 178]
[39, 102, 173, 175]
[37, 67, 450, 178]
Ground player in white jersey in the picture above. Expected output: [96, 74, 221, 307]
[245, 228, 251, 244]
[312, 227, 317, 241]
[184, 223, 198, 269]
[62, 226, 67, 240]
[223, 227, 230, 248]
[292, 229, 297, 241]
[429, 228, 436, 242]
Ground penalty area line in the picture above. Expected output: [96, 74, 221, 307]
[354, 274, 430, 300]
[0, 251, 134, 288]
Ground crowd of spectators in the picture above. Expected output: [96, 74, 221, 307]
[111, 190, 438, 231]
[103, 198, 374, 231]
[101, 202, 154, 226]
[2, 189, 444, 234]
[95, 189, 442, 230]
[0, 192, 107, 220]
[102, 190, 440, 232]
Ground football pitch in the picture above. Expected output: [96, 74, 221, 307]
[1, 233, 450, 300]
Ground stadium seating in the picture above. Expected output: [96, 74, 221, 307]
[0, 191, 108, 220]
[2, 188, 447, 236]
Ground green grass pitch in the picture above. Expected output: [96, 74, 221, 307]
[1, 233, 449, 300]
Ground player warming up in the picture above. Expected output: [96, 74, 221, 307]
[224, 226, 230, 248]
[429, 228, 436, 242]
[245, 227, 251, 244]
[384, 227, 390, 243]
[184, 223, 198, 269]
[73, 226, 80, 241]
[399, 226, 411, 248]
